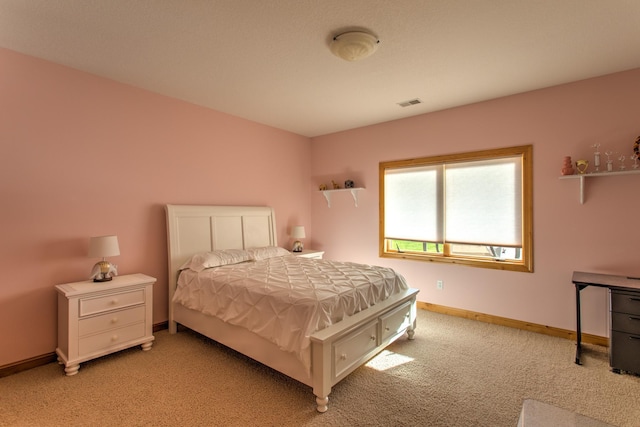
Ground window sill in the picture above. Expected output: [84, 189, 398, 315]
[381, 252, 533, 273]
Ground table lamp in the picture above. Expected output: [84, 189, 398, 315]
[291, 226, 305, 252]
[88, 235, 120, 282]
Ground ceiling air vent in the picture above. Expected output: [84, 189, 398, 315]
[397, 98, 422, 108]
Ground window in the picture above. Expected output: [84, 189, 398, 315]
[380, 145, 533, 272]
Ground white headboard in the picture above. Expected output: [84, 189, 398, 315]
[165, 205, 277, 321]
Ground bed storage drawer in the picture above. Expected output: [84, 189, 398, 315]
[380, 301, 412, 343]
[333, 321, 378, 379]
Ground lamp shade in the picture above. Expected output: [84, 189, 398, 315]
[88, 235, 120, 258]
[291, 226, 306, 239]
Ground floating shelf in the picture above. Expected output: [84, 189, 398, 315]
[320, 187, 364, 207]
[559, 169, 640, 204]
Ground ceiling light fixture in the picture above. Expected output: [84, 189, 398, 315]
[330, 31, 380, 62]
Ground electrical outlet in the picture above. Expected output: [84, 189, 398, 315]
[437, 280, 443, 290]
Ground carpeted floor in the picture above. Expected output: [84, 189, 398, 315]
[1, 309, 639, 426]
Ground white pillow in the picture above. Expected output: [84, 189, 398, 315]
[179, 249, 251, 272]
[247, 246, 291, 261]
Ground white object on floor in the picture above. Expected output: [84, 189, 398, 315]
[517, 399, 614, 427]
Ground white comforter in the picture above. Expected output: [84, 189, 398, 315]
[173, 255, 409, 370]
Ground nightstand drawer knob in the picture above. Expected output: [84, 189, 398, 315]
[111, 335, 118, 342]
[110, 299, 118, 305]
[111, 317, 119, 324]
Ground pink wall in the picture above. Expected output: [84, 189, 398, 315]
[2, 45, 639, 368]
[0, 48, 311, 366]
[310, 68, 640, 339]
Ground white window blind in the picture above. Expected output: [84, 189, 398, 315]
[445, 156, 522, 246]
[383, 156, 522, 247]
[384, 166, 441, 242]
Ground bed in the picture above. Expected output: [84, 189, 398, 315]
[165, 204, 419, 412]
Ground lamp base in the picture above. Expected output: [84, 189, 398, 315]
[90, 260, 118, 283]
[292, 241, 303, 252]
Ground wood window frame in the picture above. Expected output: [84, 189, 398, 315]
[379, 145, 533, 273]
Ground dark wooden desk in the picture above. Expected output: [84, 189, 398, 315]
[572, 271, 640, 365]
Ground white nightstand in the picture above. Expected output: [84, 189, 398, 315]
[294, 249, 325, 259]
[55, 273, 156, 376]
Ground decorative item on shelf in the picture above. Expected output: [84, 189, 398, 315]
[592, 143, 601, 172]
[575, 159, 589, 174]
[331, 180, 340, 189]
[290, 226, 305, 253]
[345, 179, 355, 188]
[618, 154, 626, 171]
[634, 136, 640, 161]
[605, 150, 614, 172]
[319, 184, 327, 191]
[561, 156, 575, 175]
[88, 235, 119, 282]
[632, 151, 639, 169]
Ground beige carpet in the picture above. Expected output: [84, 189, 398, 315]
[1, 310, 639, 427]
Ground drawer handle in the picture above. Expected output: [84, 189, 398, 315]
[340, 353, 347, 360]
[630, 297, 640, 302]
[111, 335, 119, 342]
[630, 335, 640, 341]
[110, 299, 119, 305]
[630, 316, 640, 322]
[370, 335, 376, 341]
[385, 327, 390, 331]
[111, 317, 119, 324]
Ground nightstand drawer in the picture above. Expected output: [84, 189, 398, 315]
[78, 306, 146, 336]
[610, 290, 640, 315]
[79, 289, 145, 317]
[79, 322, 146, 355]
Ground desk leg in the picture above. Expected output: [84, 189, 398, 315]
[575, 283, 585, 365]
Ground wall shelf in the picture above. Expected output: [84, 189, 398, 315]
[559, 169, 640, 204]
[320, 187, 364, 207]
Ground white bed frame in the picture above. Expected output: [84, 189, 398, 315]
[165, 204, 418, 412]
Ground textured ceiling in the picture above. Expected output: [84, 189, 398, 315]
[1, 0, 640, 137]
